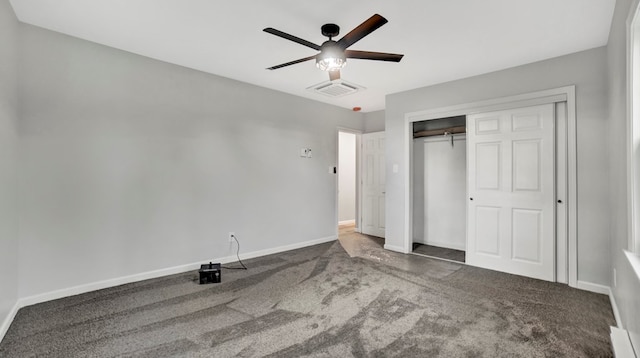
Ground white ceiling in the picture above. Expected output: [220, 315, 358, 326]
[9, 0, 616, 113]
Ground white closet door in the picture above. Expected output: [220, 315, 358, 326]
[361, 132, 385, 238]
[467, 104, 555, 281]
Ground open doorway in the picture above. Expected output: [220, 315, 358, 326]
[338, 131, 359, 237]
[337, 129, 388, 257]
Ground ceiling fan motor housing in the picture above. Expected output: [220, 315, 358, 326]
[321, 24, 340, 39]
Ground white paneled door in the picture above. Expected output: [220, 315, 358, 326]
[361, 132, 385, 238]
[467, 104, 555, 281]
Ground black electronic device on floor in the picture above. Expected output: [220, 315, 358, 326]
[199, 262, 221, 284]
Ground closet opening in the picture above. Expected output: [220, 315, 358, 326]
[411, 115, 467, 263]
[403, 87, 574, 284]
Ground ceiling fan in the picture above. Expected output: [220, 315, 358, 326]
[264, 14, 404, 81]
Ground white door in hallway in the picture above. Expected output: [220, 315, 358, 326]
[361, 132, 385, 238]
[467, 104, 555, 281]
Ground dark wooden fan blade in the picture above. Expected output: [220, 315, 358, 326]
[263, 28, 322, 51]
[336, 14, 388, 49]
[329, 70, 340, 81]
[266, 55, 317, 70]
[345, 50, 404, 62]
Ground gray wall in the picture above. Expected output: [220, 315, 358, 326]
[17, 24, 364, 298]
[413, 136, 467, 251]
[0, 0, 19, 334]
[607, 0, 640, 349]
[363, 110, 385, 133]
[386, 47, 610, 286]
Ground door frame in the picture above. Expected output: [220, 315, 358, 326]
[336, 128, 362, 236]
[403, 85, 577, 287]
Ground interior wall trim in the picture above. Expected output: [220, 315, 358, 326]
[383, 243, 406, 253]
[575, 280, 611, 295]
[403, 85, 578, 286]
[627, 0, 640, 255]
[17, 235, 337, 309]
[609, 287, 623, 328]
[0, 302, 20, 344]
[405, 93, 569, 122]
[610, 326, 636, 358]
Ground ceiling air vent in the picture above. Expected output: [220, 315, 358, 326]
[307, 80, 364, 98]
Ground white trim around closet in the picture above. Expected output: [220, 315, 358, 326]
[403, 85, 577, 287]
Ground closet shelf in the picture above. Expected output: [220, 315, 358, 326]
[413, 125, 466, 139]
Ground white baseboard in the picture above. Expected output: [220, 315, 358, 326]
[575, 280, 611, 295]
[220, 235, 337, 263]
[609, 288, 623, 328]
[18, 235, 337, 309]
[384, 243, 409, 254]
[611, 326, 636, 358]
[0, 301, 20, 343]
[18, 260, 205, 308]
[338, 220, 356, 226]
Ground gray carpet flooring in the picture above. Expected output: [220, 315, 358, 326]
[0, 239, 615, 357]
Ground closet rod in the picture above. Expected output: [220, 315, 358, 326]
[413, 125, 466, 139]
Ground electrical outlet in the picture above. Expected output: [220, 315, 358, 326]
[228, 232, 235, 243]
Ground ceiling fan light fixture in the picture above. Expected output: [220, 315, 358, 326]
[316, 44, 346, 71]
[316, 56, 346, 71]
